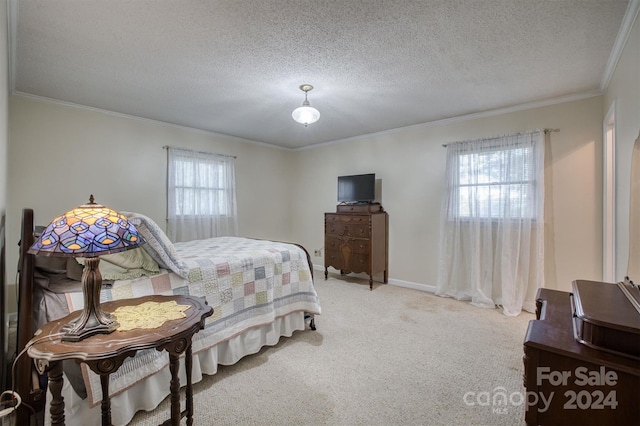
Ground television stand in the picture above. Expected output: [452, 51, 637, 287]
[324, 203, 388, 289]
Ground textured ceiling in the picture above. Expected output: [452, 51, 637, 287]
[12, 0, 631, 149]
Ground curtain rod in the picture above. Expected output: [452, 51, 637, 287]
[162, 145, 237, 159]
[441, 128, 559, 147]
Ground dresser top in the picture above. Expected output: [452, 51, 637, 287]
[335, 203, 385, 214]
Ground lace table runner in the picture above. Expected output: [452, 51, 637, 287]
[113, 301, 191, 331]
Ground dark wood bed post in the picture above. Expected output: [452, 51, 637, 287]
[291, 243, 316, 330]
[15, 208, 45, 425]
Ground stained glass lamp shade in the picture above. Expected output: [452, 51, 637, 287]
[29, 195, 144, 341]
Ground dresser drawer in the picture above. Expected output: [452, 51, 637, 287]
[325, 236, 341, 252]
[325, 236, 370, 254]
[324, 249, 345, 270]
[346, 253, 369, 273]
[325, 214, 370, 238]
[324, 249, 369, 271]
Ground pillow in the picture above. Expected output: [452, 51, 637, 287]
[33, 258, 85, 293]
[76, 247, 160, 281]
[120, 211, 189, 278]
[34, 256, 84, 281]
[34, 256, 67, 274]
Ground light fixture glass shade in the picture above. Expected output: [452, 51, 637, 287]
[292, 84, 320, 126]
[292, 104, 320, 126]
[29, 196, 144, 258]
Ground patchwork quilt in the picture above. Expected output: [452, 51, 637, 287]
[64, 237, 321, 406]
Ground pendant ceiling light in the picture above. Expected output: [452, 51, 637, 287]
[292, 84, 320, 126]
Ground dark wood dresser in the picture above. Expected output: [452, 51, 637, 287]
[523, 281, 640, 425]
[324, 203, 388, 290]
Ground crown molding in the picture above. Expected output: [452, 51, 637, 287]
[296, 91, 602, 151]
[600, 0, 640, 91]
[11, 88, 602, 155]
[12, 91, 292, 151]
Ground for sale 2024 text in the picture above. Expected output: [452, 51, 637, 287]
[537, 366, 618, 410]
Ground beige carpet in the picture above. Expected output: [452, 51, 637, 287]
[130, 276, 534, 426]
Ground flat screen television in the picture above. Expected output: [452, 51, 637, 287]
[338, 173, 375, 203]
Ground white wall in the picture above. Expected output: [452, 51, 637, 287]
[604, 9, 640, 280]
[7, 12, 639, 306]
[6, 95, 296, 290]
[292, 96, 604, 293]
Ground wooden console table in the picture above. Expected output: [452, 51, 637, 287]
[27, 294, 213, 426]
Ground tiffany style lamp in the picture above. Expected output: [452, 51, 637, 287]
[29, 195, 144, 342]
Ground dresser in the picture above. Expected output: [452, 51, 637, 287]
[324, 203, 388, 290]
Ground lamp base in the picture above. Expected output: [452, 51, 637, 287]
[60, 313, 118, 342]
[60, 257, 119, 342]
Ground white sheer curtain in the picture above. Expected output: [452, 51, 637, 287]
[436, 130, 545, 316]
[167, 147, 238, 242]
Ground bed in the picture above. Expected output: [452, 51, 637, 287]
[13, 208, 321, 425]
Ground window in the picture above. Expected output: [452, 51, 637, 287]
[171, 158, 232, 217]
[455, 145, 538, 219]
[437, 130, 545, 316]
[167, 147, 238, 241]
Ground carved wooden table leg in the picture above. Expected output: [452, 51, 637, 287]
[324, 268, 328, 280]
[48, 361, 65, 425]
[169, 352, 181, 425]
[185, 344, 194, 426]
[100, 374, 111, 426]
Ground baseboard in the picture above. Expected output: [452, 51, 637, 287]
[312, 264, 437, 293]
[388, 278, 437, 293]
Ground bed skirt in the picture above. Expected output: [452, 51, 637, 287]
[44, 311, 307, 426]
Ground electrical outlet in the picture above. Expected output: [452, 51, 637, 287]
[314, 249, 321, 257]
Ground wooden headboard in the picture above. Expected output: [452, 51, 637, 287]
[13, 209, 45, 424]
